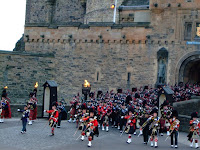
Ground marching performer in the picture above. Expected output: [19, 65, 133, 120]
[68, 99, 78, 123]
[83, 107, 99, 147]
[0, 92, 11, 123]
[57, 100, 66, 128]
[101, 102, 112, 132]
[27, 92, 38, 125]
[187, 112, 200, 149]
[44, 102, 59, 136]
[140, 112, 150, 144]
[79, 103, 88, 141]
[160, 101, 172, 136]
[169, 110, 180, 148]
[119, 103, 127, 133]
[17, 105, 29, 134]
[124, 107, 136, 144]
[149, 108, 160, 148]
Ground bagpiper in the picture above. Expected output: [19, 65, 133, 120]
[82, 107, 99, 147]
[149, 108, 160, 148]
[79, 103, 88, 141]
[187, 112, 200, 149]
[27, 92, 38, 125]
[101, 101, 112, 132]
[160, 100, 172, 136]
[68, 98, 78, 123]
[169, 110, 180, 148]
[44, 102, 59, 136]
[119, 103, 128, 133]
[124, 107, 136, 144]
[140, 112, 150, 144]
[0, 92, 11, 123]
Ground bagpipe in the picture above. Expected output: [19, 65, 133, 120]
[169, 119, 180, 131]
[149, 118, 160, 130]
[27, 102, 36, 110]
[49, 110, 58, 127]
[189, 120, 199, 131]
[165, 119, 180, 141]
[120, 114, 135, 136]
[141, 116, 153, 130]
[1, 101, 8, 110]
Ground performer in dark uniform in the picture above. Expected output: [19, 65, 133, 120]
[44, 102, 59, 136]
[140, 112, 150, 144]
[57, 100, 66, 128]
[169, 110, 180, 148]
[17, 105, 29, 134]
[149, 108, 160, 148]
[119, 103, 127, 133]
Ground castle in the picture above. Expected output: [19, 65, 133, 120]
[1, 0, 200, 104]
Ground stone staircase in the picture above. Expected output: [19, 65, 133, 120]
[173, 97, 200, 132]
[121, 0, 149, 6]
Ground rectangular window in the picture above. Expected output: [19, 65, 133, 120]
[97, 72, 99, 81]
[127, 72, 131, 82]
[184, 22, 192, 41]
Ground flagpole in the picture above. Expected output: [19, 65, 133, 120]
[113, 0, 117, 23]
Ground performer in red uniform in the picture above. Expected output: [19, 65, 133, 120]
[101, 102, 112, 132]
[44, 102, 59, 136]
[82, 107, 99, 147]
[187, 112, 200, 148]
[0, 92, 11, 123]
[124, 107, 136, 144]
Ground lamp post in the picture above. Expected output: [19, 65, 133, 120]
[113, 0, 118, 23]
[82, 80, 91, 102]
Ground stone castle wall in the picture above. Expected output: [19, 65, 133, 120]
[1, 0, 200, 105]
[0, 51, 54, 104]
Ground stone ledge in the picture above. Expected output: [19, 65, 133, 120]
[173, 99, 200, 107]
[119, 5, 149, 11]
[0, 50, 55, 58]
[25, 22, 151, 28]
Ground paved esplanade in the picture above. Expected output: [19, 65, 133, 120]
[0, 118, 192, 150]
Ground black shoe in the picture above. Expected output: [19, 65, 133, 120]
[49, 133, 54, 136]
[155, 146, 158, 148]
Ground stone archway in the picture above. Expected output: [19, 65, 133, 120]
[176, 51, 200, 84]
